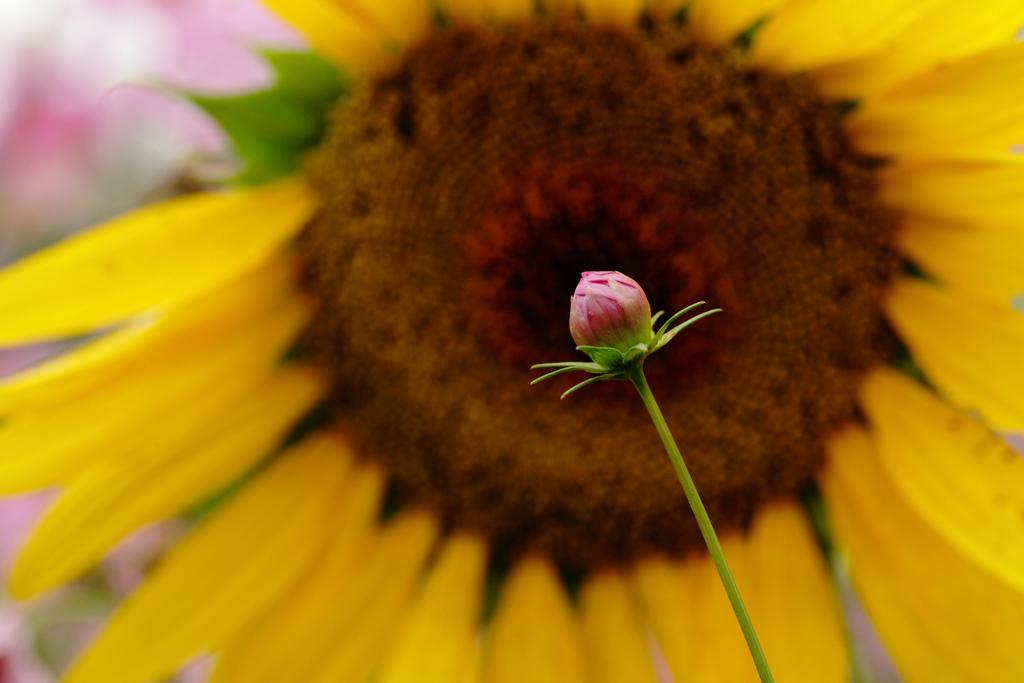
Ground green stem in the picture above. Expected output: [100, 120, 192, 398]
[627, 363, 775, 683]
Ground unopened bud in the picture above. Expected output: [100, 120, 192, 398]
[569, 271, 653, 353]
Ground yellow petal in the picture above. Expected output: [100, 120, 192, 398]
[0, 179, 314, 345]
[458, 643, 486, 683]
[219, 508, 437, 683]
[812, 1, 1024, 99]
[0, 255, 299, 414]
[538, 0, 575, 18]
[847, 42, 1024, 162]
[631, 555, 699, 682]
[63, 436, 347, 683]
[750, 0, 948, 72]
[880, 161, 1024, 227]
[634, 502, 846, 683]
[8, 384, 332, 599]
[208, 464, 387, 683]
[681, 535, 760, 683]
[0, 297, 313, 494]
[333, 0, 433, 47]
[377, 533, 488, 683]
[306, 511, 440, 683]
[688, 0, 787, 46]
[898, 217, 1024, 304]
[578, 0, 645, 25]
[742, 501, 847, 682]
[578, 570, 658, 683]
[484, 556, 589, 683]
[823, 425, 1024, 682]
[438, 0, 535, 23]
[487, 0, 536, 19]
[644, 0, 687, 21]
[884, 278, 1024, 430]
[859, 366, 1024, 593]
[262, 0, 397, 74]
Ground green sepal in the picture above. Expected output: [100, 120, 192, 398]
[623, 344, 648, 365]
[575, 345, 627, 369]
[530, 366, 582, 384]
[530, 361, 607, 386]
[653, 308, 723, 352]
[561, 372, 626, 399]
[187, 50, 349, 186]
[530, 361, 605, 372]
[655, 301, 707, 339]
[534, 361, 585, 368]
[530, 363, 605, 385]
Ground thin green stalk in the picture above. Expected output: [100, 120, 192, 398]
[627, 364, 775, 683]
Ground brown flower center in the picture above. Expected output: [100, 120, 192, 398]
[301, 19, 899, 570]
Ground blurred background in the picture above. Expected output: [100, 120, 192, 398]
[0, 0, 300, 679]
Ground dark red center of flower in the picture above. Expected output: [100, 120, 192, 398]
[302, 19, 899, 570]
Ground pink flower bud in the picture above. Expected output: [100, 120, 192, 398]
[569, 271, 653, 352]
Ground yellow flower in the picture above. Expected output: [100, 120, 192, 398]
[2, 1, 1024, 682]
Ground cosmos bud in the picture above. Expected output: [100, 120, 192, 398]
[569, 271, 653, 353]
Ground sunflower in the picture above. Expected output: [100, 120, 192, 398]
[3, 0, 1024, 681]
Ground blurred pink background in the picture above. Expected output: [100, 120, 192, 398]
[0, 0, 302, 265]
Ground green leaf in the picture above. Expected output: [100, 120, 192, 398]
[263, 50, 348, 106]
[187, 49, 349, 186]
